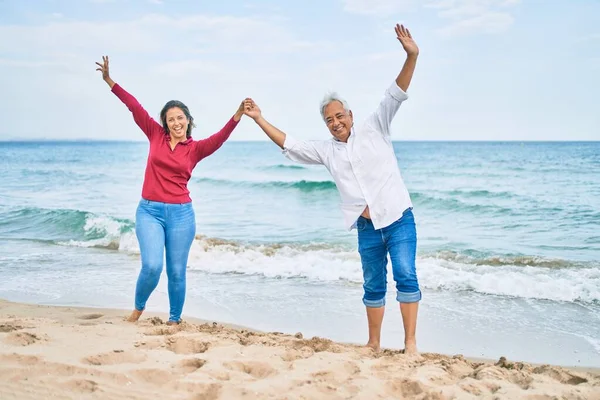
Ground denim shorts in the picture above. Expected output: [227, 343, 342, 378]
[356, 208, 421, 307]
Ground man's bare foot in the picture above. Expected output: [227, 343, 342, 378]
[366, 341, 381, 352]
[126, 309, 143, 322]
[403, 339, 418, 355]
[166, 320, 181, 326]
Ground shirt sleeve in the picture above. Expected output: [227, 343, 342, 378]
[111, 83, 163, 141]
[366, 81, 409, 136]
[282, 135, 325, 165]
[192, 117, 239, 163]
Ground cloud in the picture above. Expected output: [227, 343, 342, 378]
[0, 13, 328, 65]
[342, 0, 520, 35]
[427, 0, 520, 36]
[0, 12, 335, 141]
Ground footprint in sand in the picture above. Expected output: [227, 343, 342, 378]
[386, 378, 428, 398]
[311, 370, 335, 381]
[132, 369, 174, 385]
[61, 379, 99, 393]
[280, 347, 315, 361]
[223, 361, 277, 379]
[0, 323, 23, 333]
[77, 313, 104, 320]
[344, 361, 361, 375]
[82, 350, 147, 365]
[5, 357, 92, 379]
[188, 383, 222, 400]
[533, 365, 589, 386]
[173, 358, 207, 374]
[0, 354, 40, 366]
[165, 337, 210, 354]
[4, 332, 44, 346]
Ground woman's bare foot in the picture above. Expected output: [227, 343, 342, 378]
[403, 339, 418, 355]
[366, 341, 381, 352]
[126, 309, 143, 322]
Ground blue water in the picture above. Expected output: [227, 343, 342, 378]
[1, 140, 599, 367]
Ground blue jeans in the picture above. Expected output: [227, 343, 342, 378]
[357, 208, 421, 307]
[134, 199, 196, 322]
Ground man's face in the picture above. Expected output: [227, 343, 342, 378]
[324, 101, 353, 142]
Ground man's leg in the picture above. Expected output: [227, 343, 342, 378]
[385, 209, 421, 355]
[357, 217, 388, 351]
[366, 306, 385, 350]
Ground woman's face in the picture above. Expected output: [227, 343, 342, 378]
[165, 107, 189, 140]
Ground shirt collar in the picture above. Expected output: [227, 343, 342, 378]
[164, 133, 193, 146]
[332, 127, 354, 143]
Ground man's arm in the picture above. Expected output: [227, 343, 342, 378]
[254, 116, 287, 149]
[370, 24, 419, 136]
[244, 99, 324, 165]
[395, 24, 418, 92]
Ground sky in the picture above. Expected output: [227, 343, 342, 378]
[0, 0, 598, 142]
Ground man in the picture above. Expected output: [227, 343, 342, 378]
[243, 24, 421, 354]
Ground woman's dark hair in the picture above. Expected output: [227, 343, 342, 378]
[160, 100, 196, 138]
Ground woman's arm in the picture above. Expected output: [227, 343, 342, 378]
[95, 55, 163, 140]
[192, 100, 245, 162]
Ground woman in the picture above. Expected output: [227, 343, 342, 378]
[95, 55, 245, 325]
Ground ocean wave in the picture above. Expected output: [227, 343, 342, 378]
[423, 250, 583, 269]
[417, 256, 600, 304]
[2, 207, 598, 304]
[260, 164, 307, 170]
[0, 207, 135, 251]
[444, 189, 517, 200]
[410, 192, 513, 214]
[195, 177, 337, 192]
[179, 237, 599, 305]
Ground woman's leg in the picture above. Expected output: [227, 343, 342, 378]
[164, 202, 196, 323]
[128, 200, 166, 322]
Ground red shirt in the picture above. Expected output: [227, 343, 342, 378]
[112, 83, 239, 204]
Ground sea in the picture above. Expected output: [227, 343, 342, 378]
[0, 140, 599, 368]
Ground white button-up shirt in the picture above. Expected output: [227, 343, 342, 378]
[282, 81, 413, 231]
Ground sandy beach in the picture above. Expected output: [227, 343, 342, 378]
[0, 299, 598, 399]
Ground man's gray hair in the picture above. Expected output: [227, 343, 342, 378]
[319, 92, 351, 121]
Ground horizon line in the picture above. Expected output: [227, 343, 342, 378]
[1, 139, 599, 143]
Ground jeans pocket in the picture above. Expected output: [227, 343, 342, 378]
[356, 218, 367, 232]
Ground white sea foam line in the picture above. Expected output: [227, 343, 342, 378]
[66, 224, 600, 304]
[57, 213, 130, 249]
[417, 258, 600, 303]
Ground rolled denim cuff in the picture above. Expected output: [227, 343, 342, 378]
[363, 296, 386, 308]
[396, 290, 421, 303]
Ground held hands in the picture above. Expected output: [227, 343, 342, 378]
[243, 98, 262, 121]
[95, 55, 115, 88]
[395, 24, 418, 57]
[234, 99, 248, 122]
